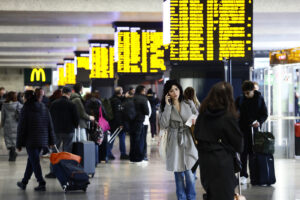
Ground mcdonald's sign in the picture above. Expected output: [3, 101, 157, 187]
[24, 68, 52, 86]
[30, 68, 46, 82]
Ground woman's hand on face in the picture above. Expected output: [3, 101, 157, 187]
[165, 94, 171, 105]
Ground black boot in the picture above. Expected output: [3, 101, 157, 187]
[34, 182, 46, 191]
[17, 181, 27, 190]
[8, 148, 14, 161]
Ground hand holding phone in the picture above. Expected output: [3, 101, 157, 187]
[165, 94, 171, 105]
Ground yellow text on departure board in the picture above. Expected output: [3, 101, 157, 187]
[169, 0, 252, 61]
[65, 62, 76, 85]
[58, 66, 65, 86]
[90, 45, 114, 79]
[77, 57, 90, 70]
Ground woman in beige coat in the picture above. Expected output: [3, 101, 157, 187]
[160, 80, 198, 200]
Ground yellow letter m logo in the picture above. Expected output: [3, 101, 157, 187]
[30, 68, 46, 82]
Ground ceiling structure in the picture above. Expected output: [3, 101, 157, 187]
[0, 0, 299, 68]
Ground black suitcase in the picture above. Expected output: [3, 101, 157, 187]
[52, 159, 90, 192]
[250, 153, 276, 185]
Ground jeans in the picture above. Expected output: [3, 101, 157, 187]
[22, 147, 45, 185]
[240, 127, 254, 179]
[73, 128, 87, 142]
[174, 170, 196, 200]
[107, 130, 126, 157]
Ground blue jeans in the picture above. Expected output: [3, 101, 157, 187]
[22, 147, 45, 185]
[107, 130, 126, 156]
[174, 170, 196, 200]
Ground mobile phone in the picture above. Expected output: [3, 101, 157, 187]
[167, 95, 172, 103]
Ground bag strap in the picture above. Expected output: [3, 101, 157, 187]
[99, 106, 103, 118]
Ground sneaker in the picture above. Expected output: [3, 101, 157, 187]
[45, 172, 56, 179]
[240, 176, 248, 185]
[120, 154, 129, 160]
[34, 184, 46, 191]
[17, 182, 26, 190]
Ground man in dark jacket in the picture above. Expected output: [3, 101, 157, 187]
[129, 85, 149, 163]
[16, 90, 56, 191]
[45, 87, 79, 178]
[108, 87, 129, 160]
[235, 80, 268, 185]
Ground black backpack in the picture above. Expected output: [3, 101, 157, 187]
[101, 98, 114, 121]
[122, 98, 137, 121]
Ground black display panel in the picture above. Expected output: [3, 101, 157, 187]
[165, 0, 253, 63]
[24, 68, 52, 86]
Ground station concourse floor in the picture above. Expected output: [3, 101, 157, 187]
[0, 135, 299, 200]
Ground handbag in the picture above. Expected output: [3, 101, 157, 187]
[252, 128, 275, 155]
[88, 121, 104, 145]
[98, 106, 110, 133]
[159, 129, 168, 161]
[218, 139, 242, 173]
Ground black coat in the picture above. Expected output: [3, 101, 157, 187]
[194, 109, 243, 200]
[110, 95, 124, 130]
[50, 96, 79, 134]
[147, 95, 158, 122]
[16, 101, 56, 148]
[235, 90, 268, 130]
[133, 94, 149, 122]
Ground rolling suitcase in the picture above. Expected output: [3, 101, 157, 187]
[72, 130, 96, 177]
[108, 127, 123, 144]
[51, 146, 90, 192]
[250, 128, 276, 185]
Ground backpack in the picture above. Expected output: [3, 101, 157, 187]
[101, 98, 114, 121]
[122, 98, 137, 121]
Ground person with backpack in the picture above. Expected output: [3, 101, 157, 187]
[129, 85, 149, 164]
[1, 91, 23, 161]
[109, 87, 129, 160]
[235, 80, 268, 185]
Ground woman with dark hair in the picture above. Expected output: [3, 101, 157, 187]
[48, 89, 62, 107]
[159, 80, 198, 200]
[194, 82, 243, 200]
[147, 89, 159, 139]
[1, 91, 23, 161]
[184, 87, 201, 110]
[16, 90, 56, 191]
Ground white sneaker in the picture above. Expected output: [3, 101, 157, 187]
[240, 176, 248, 185]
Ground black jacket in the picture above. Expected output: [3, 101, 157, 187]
[235, 90, 268, 129]
[85, 97, 106, 121]
[50, 96, 79, 134]
[194, 109, 243, 200]
[17, 101, 56, 148]
[133, 94, 149, 122]
[110, 95, 124, 129]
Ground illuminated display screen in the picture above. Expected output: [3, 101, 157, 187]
[270, 48, 300, 65]
[24, 68, 52, 86]
[64, 59, 76, 85]
[57, 64, 65, 86]
[89, 40, 114, 79]
[113, 22, 166, 73]
[166, 0, 253, 62]
[75, 51, 90, 70]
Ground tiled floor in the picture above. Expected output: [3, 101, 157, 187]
[0, 134, 299, 200]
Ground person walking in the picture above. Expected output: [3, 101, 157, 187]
[109, 87, 129, 160]
[235, 80, 268, 185]
[16, 90, 56, 191]
[194, 82, 243, 200]
[159, 80, 198, 200]
[45, 87, 79, 178]
[129, 85, 149, 163]
[1, 91, 23, 161]
[70, 83, 94, 141]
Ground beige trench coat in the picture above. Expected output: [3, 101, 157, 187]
[160, 100, 198, 172]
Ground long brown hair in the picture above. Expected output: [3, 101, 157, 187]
[5, 91, 17, 103]
[200, 82, 237, 118]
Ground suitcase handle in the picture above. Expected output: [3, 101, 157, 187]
[108, 128, 122, 144]
[53, 145, 59, 153]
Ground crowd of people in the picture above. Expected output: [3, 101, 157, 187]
[0, 80, 268, 200]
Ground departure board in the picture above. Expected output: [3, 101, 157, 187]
[113, 22, 166, 73]
[64, 59, 76, 85]
[89, 40, 114, 79]
[166, 0, 253, 62]
[57, 63, 65, 86]
[74, 51, 90, 70]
